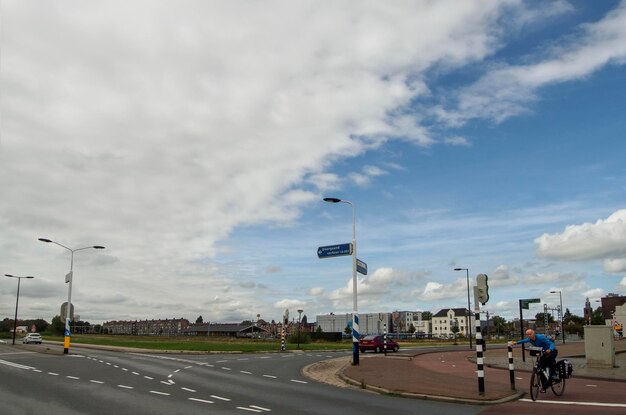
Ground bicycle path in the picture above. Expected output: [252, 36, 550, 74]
[341, 340, 626, 404]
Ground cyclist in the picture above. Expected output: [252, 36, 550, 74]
[510, 329, 559, 388]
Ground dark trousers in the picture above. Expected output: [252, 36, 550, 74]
[540, 349, 558, 376]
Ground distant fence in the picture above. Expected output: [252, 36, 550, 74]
[311, 332, 343, 342]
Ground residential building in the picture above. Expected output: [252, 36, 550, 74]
[432, 308, 474, 338]
[103, 318, 189, 336]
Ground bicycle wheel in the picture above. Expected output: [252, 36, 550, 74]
[529, 370, 541, 401]
[551, 376, 566, 396]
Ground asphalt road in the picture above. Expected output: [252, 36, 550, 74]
[0, 343, 481, 415]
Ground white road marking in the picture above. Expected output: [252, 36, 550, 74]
[160, 381, 173, 386]
[121, 368, 128, 371]
[90, 380, 105, 384]
[237, 407, 262, 412]
[240, 371, 252, 374]
[149, 391, 170, 396]
[210, 395, 231, 401]
[290, 379, 307, 384]
[238, 358, 249, 361]
[221, 367, 232, 371]
[586, 384, 598, 387]
[66, 376, 80, 380]
[33, 369, 42, 373]
[0, 359, 35, 370]
[167, 374, 173, 378]
[216, 360, 228, 363]
[132, 372, 140, 375]
[185, 365, 193, 369]
[181, 387, 196, 392]
[144, 376, 154, 380]
[117, 385, 133, 389]
[48, 372, 59, 376]
[174, 369, 181, 373]
[263, 375, 277, 379]
[250, 405, 271, 411]
[520, 399, 626, 408]
[188, 398, 214, 404]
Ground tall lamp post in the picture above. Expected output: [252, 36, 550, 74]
[550, 290, 565, 344]
[454, 267, 472, 349]
[297, 309, 303, 349]
[39, 238, 105, 354]
[323, 197, 359, 365]
[5, 274, 35, 345]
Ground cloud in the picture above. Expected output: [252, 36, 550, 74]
[308, 287, 325, 297]
[489, 264, 520, 287]
[437, 3, 626, 125]
[416, 278, 467, 301]
[535, 209, 626, 272]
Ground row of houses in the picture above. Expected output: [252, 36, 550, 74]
[102, 319, 310, 338]
[315, 309, 475, 338]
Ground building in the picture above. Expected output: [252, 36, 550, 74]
[316, 313, 393, 335]
[103, 318, 189, 336]
[598, 293, 626, 323]
[432, 308, 475, 338]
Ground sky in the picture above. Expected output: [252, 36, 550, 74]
[1, 1, 626, 326]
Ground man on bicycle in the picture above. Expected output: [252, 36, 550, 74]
[510, 329, 559, 383]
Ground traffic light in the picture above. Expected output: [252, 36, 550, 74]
[476, 273, 489, 305]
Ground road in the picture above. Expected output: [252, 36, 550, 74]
[0, 342, 480, 415]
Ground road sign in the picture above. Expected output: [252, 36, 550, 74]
[317, 243, 353, 258]
[356, 259, 367, 275]
[520, 298, 541, 309]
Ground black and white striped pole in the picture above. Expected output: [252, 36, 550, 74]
[384, 322, 388, 356]
[474, 274, 489, 396]
[508, 344, 516, 390]
[474, 304, 485, 395]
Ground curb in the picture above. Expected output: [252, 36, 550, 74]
[338, 370, 525, 405]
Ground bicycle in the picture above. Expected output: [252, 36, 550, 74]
[528, 346, 572, 401]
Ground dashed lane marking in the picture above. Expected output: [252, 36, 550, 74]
[263, 375, 277, 379]
[66, 376, 80, 380]
[149, 391, 171, 396]
[210, 395, 231, 401]
[181, 387, 196, 392]
[240, 371, 252, 375]
[250, 405, 271, 411]
[90, 380, 104, 384]
[290, 379, 307, 384]
[188, 398, 214, 404]
[117, 385, 134, 389]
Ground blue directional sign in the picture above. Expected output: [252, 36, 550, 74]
[317, 243, 353, 258]
[357, 259, 367, 275]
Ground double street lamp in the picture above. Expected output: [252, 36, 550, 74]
[323, 197, 359, 365]
[550, 290, 565, 344]
[4, 274, 35, 345]
[39, 238, 105, 354]
[454, 267, 472, 349]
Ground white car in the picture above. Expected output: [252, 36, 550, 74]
[22, 333, 42, 344]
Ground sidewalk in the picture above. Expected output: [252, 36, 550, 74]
[335, 340, 626, 404]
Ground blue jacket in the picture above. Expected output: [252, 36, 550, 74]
[516, 333, 555, 351]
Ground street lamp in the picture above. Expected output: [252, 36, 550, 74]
[297, 309, 303, 349]
[4, 274, 35, 345]
[323, 197, 359, 365]
[39, 238, 105, 354]
[550, 290, 565, 344]
[454, 267, 472, 349]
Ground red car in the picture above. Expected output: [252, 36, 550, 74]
[359, 335, 399, 353]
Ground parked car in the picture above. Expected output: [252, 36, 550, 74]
[22, 333, 42, 344]
[359, 335, 399, 353]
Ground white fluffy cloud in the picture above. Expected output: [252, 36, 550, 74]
[535, 210, 626, 272]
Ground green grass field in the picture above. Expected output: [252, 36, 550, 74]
[36, 334, 484, 352]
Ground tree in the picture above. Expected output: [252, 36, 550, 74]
[491, 315, 508, 337]
[196, 316, 203, 324]
[344, 325, 352, 335]
[421, 311, 433, 320]
[408, 323, 416, 334]
[591, 307, 604, 325]
[316, 325, 323, 333]
[301, 315, 308, 326]
[48, 315, 64, 336]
